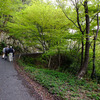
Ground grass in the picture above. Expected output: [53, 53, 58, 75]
[17, 59, 100, 100]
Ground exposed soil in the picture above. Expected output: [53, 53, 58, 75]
[14, 61, 63, 100]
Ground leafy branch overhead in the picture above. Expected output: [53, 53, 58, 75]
[0, 0, 100, 79]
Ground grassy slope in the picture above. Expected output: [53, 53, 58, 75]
[18, 60, 100, 100]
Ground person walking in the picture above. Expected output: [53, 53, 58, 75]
[5, 45, 9, 60]
[2, 47, 6, 59]
[8, 46, 14, 62]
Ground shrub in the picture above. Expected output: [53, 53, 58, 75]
[0, 41, 6, 55]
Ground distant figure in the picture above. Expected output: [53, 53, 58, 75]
[8, 46, 15, 62]
[2, 47, 6, 59]
[5, 45, 9, 60]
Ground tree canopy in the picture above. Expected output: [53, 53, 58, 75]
[0, 0, 100, 79]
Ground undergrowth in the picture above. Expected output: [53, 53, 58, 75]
[17, 59, 100, 100]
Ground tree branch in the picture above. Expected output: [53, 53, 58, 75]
[76, 7, 83, 33]
[89, 13, 97, 23]
[61, 9, 79, 28]
[57, 0, 79, 28]
[70, 0, 76, 7]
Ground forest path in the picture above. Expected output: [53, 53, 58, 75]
[0, 56, 40, 100]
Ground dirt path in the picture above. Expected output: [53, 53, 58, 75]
[0, 57, 42, 100]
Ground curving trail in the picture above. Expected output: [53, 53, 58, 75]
[0, 57, 38, 100]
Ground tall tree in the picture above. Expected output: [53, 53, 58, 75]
[56, 0, 100, 78]
[91, 5, 99, 79]
[78, 0, 90, 78]
[7, 1, 70, 52]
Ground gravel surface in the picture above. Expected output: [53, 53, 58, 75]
[0, 57, 40, 100]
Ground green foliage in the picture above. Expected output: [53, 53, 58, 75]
[20, 48, 81, 75]
[42, 47, 81, 74]
[17, 59, 100, 99]
[87, 93, 100, 100]
[0, 41, 6, 55]
[21, 56, 36, 65]
[19, 55, 45, 68]
[6, 0, 72, 52]
[0, 0, 100, 86]
[13, 46, 23, 53]
[0, 0, 22, 31]
[3, 0, 100, 99]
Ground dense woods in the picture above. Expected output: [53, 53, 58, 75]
[0, 0, 100, 99]
[0, 0, 100, 84]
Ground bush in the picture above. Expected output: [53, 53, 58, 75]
[42, 50, 80, 75]
[0, 41, 6, 55]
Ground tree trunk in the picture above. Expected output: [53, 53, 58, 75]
[81, 33, 84, 67]
[58, 48, 61, 68]
[48, 56, 51, 68]
[91, 7, 99, 79]
[78, 0, 90, 78]
[76, 6, 84, 68]
[91, 35, 96, 79]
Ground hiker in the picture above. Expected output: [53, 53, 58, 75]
[8, 46, 15, 62]
[5, 45, 9, 60]
[2, 47, 6, 59]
